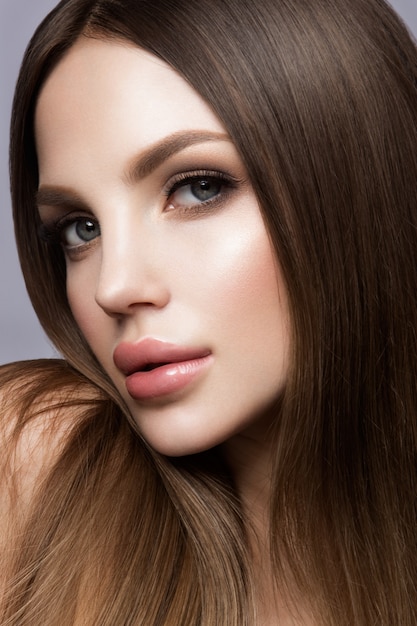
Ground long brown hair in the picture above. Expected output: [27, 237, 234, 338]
[4, 0, 417, 623]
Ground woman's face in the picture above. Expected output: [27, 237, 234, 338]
[35, 37, 290, 456]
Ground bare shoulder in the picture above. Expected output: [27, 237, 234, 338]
[0, 359, 102, 456]
[0, 358, 103, 518]
[0, 359, 104, 590]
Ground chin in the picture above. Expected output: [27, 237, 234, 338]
[143, 433, 223, 458]
[134, 419, 234, 458]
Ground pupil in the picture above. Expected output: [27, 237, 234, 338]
[192, 178, 220, 201]
[77, 219, 98, 241]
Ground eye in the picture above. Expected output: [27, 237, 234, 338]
[62, 217, 101, 247]
[39, 214, 101, 250]
[165, 170, 237, 214]
[170, 176, 222, 206]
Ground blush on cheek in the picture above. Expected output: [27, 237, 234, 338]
[215, 225, 284, 307]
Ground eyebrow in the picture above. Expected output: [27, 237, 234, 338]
[36, 129, 230, 209]
[126, 129, 230, 184]
[36, 187, 88, 211]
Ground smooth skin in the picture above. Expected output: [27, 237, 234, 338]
[34, 36, 304, 624]
[35, 36, 290, 458]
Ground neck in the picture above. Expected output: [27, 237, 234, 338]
[221, 404, 278, 524]
[222, 417, 279, 622]
[221, 416, 312, 625]
[222, 430, 272, 530]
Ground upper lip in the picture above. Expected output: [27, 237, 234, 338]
[113, 338, 211, 376]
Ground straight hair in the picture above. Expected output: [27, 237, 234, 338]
[3, 0, 417, 623]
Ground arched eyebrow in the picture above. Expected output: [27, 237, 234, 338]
[36, 129, 231, 209]
[36, 187, 88, 212]
[125, 129, 230, 184]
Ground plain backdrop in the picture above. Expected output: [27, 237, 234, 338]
[1, 0, 417, 364]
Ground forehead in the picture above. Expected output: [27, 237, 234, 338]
[34, 36, 225, 185]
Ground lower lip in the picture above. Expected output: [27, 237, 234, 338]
[125, 355, 212, 401]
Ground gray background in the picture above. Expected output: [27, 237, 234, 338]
[1, 0, 417, 364]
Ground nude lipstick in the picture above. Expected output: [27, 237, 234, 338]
[113, 338, 212, 401]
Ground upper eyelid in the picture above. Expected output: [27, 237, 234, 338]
[38, 210, 99, 242]
[37, 201, 96, 233]
[42, 206, 93, 219]
[38, 209, 95, 234]
[164, 169, 242, 193]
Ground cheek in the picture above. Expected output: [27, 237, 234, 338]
[201, 220, 288, 339]
[66, 261, 108, 349]
[227, 237, 282, 309]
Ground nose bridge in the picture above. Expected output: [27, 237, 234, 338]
[94, 208, 170, 314]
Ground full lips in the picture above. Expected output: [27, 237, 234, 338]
[124, 355, 213, 400]
[113, 338, 213, 401]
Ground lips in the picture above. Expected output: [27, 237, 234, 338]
[113, 338, 212, 400]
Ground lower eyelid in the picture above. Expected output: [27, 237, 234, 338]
[64, 236, 100, 261]
[168, 184, 235, 219]
[38, 214, 100, 249]
[169, 178, 225, 204]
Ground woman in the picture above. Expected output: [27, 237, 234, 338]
[1, 0, 417, 623]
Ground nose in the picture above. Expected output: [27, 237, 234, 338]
[94, 217, 171, 317]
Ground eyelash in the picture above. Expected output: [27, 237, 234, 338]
[39, 215, 98, 246]
[39, 169, 239, 250]
[164, 169, 237, 212]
